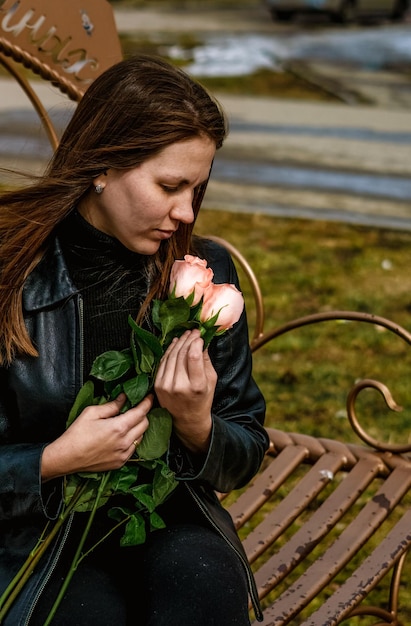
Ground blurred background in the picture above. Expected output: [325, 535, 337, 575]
[2, 0, 410, 227]
[110, 0, 411, 230]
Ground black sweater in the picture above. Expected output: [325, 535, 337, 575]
[58, 210, 149, 378]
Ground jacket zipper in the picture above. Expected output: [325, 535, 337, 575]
[23, 514, 74, 626]
[78, 296, 84, 386]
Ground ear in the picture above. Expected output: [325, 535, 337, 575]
[92, 170, 108, 193]
[92, 176, 105, 189]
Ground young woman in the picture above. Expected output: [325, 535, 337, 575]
[0, 55, 268, 625]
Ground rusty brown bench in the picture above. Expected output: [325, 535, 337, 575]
[213, 235, 411, 625]
[227, 421, 411, 625]
[2, 6, 411, 624]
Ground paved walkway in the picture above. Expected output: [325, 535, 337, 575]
[203, 92, 411, 231]
[1, 73, 411, 230]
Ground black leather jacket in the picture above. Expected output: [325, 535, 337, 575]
[0, 235, 268, 624]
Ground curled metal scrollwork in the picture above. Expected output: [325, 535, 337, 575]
[346, 378, 411, 453]
[249, 310, 411, 453]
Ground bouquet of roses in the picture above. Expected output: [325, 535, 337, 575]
[0, 254, 244, 625]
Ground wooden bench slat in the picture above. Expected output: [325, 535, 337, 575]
[253, 508, 411, 626]
[248, 465, 411, 624]
[301, 508, 411, 626]
[267, 428, 382, 470]
[227, 445, 310, 529]
[243, 452, 351, 562]
[249, 456, 380, 578]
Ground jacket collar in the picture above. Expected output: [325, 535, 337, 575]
[23, 236, 78, 312]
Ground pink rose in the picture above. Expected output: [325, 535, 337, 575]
[200, 283, 244, 330]
[169, 255, 214, 305]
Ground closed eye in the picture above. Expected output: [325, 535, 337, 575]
[161, 179, 207, 194]
[161, 184, 181, 193]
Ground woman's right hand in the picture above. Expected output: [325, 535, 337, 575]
[40, 393, 152, 481]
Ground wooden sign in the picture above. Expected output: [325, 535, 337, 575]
[0, 0, 122, 97]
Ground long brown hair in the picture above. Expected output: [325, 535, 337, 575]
[0, 55, 227, 364]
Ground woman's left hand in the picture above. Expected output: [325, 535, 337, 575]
[154, 329, 217, 454]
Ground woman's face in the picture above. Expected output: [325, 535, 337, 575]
[79, 136, 216, 255]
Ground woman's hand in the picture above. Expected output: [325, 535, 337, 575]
[154, 329, 217, 454]
[41, 393, 152, 481]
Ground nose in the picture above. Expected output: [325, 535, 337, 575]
[170, 190, 195, 224]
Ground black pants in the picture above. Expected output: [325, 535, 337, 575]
[30, 523, 251, 626]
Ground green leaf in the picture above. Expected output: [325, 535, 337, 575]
[150, 511, 166, 531]
[152, 460, 178, 506]
[202, 311, 221, 329]
[123, 373, 150, 406]
[120, 513, 147, 546]
[162, 320, 200, 350]
[200, 326, 218, 349]
[188, 299, 203, 320]
[64, 475, 111, 512]
[136, 408, 173, 460]
[129, 484, 156, 512]
[128, 315, 163, 359]
[151, 299, 162, 332]
[157, 298, 191, 338]
[103, 381, 123, 400]
[109, 466, 139, 493]
[107, 504, 132, 523]
[90, 350, 133, 381]
[138, 459, 158, 472]
[136, 341, 156, 375]
[66, 380, 98, 427]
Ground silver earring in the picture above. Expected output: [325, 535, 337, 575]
[95, 184, 104, 194]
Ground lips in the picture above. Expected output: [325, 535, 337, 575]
[157, 229, 176, 239]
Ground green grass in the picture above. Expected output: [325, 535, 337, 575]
[195, 209, 411, 447]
